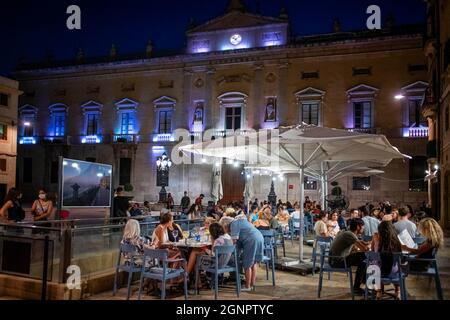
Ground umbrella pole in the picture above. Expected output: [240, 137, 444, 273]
[320, 162, 326, 210]
[299, 144, 305, 262]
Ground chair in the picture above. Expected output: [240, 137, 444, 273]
[413, 236, 426, 245]
[311, 236, 333, 275]
[113, 243, 143, 300]
[138, 248, 188, 300]
[317, 245, 354, 300]
[404, 248, 443, 300]
[364, 252, 407, 300]
[194, 245, 240, 300]
[274, 227, 286, 257]
[259, 229, 276, 286]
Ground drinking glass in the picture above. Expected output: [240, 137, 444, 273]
[172, 229, 179, 241]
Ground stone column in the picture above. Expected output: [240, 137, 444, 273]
[277, 61, 290, 126]
[252, 63, 264, 129]
[181, 69, 193, 130]
[205, 67, 216, 130]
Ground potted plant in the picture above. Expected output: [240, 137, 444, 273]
[124, 183, 134, 192]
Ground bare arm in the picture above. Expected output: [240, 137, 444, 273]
[402, 242, 432, 255]
[354, 240, 369, 251]
[0, 201, 13, 220]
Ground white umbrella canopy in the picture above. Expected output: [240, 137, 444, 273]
[211, 164, 223, 204]
[180, 123, 409, 261]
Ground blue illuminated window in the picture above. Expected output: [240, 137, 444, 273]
[158, 110, 172, 134]
[87, 114, 99, 135]
[54, 113, 66, 136]
[121, 112, 134, 134]
[354, 101, 372, 129]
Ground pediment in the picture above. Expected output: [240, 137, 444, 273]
[153, 96, 176, 107]
[347, 84, 379, 98]
[295, 87, 326, 100]
[401, 81, 428, 93]
[187, 11, 287, 34]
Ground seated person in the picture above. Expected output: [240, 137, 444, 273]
[314, 211, 329, 237]
[329, 218, 369, 295]
[401, 217, 444, 271]
[327, 211, 341, 238]
[200, 217, 216, 233]
[275, 207, 290, 227]
[121, 219, 152, 263]
[254, 206, 279, 230]
[187, 204, 202, 220]
[247, 205, 259, 224]
[152, 212, 184, 246]
[129, 203, 143, 217]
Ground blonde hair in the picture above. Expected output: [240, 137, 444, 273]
[204, 217, 216, 226]
[219, 216, 234, 231]
[225, 208, 236, 217]
[123, 219, 141, 240]
[418, 218, 444, 249]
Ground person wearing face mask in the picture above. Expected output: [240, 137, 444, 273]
[31, 189, 54, 231]
[0, 188, 25, 222]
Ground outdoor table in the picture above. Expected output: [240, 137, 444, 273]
[162, 240, 211, 249]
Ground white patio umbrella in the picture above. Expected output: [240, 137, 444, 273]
[180, 123, 409, 262]
[243, 170, 255, 214]
[211, 163, 223, 204]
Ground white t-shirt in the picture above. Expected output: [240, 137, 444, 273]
[290, 210, 300, 227]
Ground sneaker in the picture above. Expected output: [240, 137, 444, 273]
[241, 287, 253, 292]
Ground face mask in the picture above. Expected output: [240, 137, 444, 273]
[39, 194, 46, 200]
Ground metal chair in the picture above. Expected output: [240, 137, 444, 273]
[194, 245, 240, 300]
[404, 248, 443, 300]
[364, 252, 407, 300]
[113, 243, 143, 300]
[311, 236, 333, 276]
[317, 245, 354, 300]
[138, 248, 188, 300]
[259, 229, 276, 286]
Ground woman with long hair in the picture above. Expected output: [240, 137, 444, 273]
[327, 211, 340, 238]
[372, 221, 402, 299]
[0, 188, 25, 222]
[402, 218, 444, 271]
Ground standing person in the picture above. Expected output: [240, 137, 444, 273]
[225, 217, 264, 292]
[181, 191, 190, 213]
[329, 218, 369, 295]
[167, 193, 174, 210]
[112, 187, 130, 219]
[31, 189, 54, 229]
[394, 206, 417, 238]
[195, 194, 205, 210]
[0, 188, 25, 222]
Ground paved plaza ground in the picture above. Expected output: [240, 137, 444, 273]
[90, 232, 450, 301]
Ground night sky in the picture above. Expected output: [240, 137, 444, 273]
[0, 0, 426, 76]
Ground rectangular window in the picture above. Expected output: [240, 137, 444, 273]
[121, 113, 134, 135]
[158, 110, 172, 134]
[0, 93, 8, 106]
[409, 156, 427, 191]
[225, 107, 242, 130]
[50, 161, 59, 184]
[119, 158, 132, 185]
[352, 177, 371, 191]
[54, 114, 65, 136]
[86, 114, 99, 135]
[0, 124, 7, 140]
[0, 159, 6, 171]
[354, 101, 372, 129]
[304, 177, 317, 190]
[23, 157, 32, 183]
[301, 103, 319, 125]
[23, 122, 34, 137]
[408, 99, 426, 127]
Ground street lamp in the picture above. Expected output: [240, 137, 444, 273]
[156, 152, 172, 203]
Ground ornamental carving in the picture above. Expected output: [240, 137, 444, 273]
[265, 73, 276, 83]
[194, 78, 204, 88]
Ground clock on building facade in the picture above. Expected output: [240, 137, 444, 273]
[230, 34, 242, 45]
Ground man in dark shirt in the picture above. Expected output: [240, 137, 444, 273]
[180, 191, 190, 212]
[329, 218, 369, 295]
[112, 187, 130, 218]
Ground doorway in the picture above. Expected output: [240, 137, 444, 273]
[221, 164, 245, 204]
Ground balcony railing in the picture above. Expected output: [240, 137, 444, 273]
[112, 134, 138, 144]
[404, 126, 429, 138]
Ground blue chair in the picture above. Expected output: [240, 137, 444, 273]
[138, 248, 188, 300]
[311, 236, 333, 276]
[364, 252, 407, 300]
[274, 227, 286, 257]
[113, 243, 143, 300]
[194, 245, 240, 300]
[413, 236, 426, 245]
[404, 248, 443, 300]
[317, 245, 354, 300]
[259, 229, 276, 286]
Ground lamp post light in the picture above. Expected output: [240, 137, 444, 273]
[156, 152, 172, 203]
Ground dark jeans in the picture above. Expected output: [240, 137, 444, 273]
[330, 251, 367, 289]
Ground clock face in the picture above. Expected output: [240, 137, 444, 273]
[230, 34, 242, 45]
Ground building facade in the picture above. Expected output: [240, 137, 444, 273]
[0, 76, 21, 201]
[14, 1, 431, 211]
[423, 0, 450, 227]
